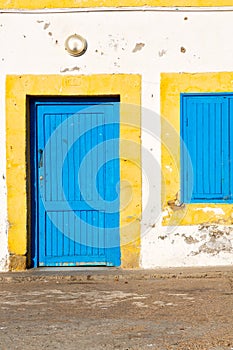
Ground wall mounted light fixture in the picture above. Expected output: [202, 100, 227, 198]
[65, 34, 87, 57]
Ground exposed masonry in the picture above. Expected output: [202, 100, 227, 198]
[43, 22, 50, 30]
[193, 225, 233, 256]
[156, 224, 233, 256]
[60, 66, 81, 73]
[132, 43, 145, 53]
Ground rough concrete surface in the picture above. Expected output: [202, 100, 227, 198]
[0, 268, 233, 350]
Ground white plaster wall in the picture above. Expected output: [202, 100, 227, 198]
[1, 9, 233, 269]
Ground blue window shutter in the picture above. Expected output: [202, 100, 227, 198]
[228, 98, 233, 198]
[181, 95, 230, 203]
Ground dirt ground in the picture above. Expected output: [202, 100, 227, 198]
[0, 274, 233, 350]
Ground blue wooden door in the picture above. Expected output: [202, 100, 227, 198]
[31, 98, 120, 267]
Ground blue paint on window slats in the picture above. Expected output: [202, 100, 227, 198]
[181, 93, 233, 203]
[30, 98, 120, 267]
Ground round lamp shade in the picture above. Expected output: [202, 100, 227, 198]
[65, 34, 87, 57]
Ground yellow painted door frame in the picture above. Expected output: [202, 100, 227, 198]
[6, 74, 142, 270]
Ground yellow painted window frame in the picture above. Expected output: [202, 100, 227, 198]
[6, 74, 141, 269]
[161, 72, 233, 226]
[0, 0, 232, 9]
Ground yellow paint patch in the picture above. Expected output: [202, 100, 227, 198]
[6, 74, 141, 268]
[0, 0, 232, 9]
[161, 72, 233, 226]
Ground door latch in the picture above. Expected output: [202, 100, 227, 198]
[38, 149, 43, 168]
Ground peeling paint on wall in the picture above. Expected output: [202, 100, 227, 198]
[60, 66, 80, 73]
[158, 49, 167, 57]
[1, 10, 233, 270]
[195, 208, 225, 215]
[132, 43, 145, 53]
[190, 224, 233, 256]
[43, 22, 50, 30]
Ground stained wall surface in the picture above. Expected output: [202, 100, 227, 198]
[1, 7, 233, 269]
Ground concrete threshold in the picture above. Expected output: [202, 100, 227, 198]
[0, 265, 233, 283]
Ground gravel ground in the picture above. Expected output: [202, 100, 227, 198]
[0, 274, 233, 349]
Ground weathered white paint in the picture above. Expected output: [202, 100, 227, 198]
[1, 9, 233, 269]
